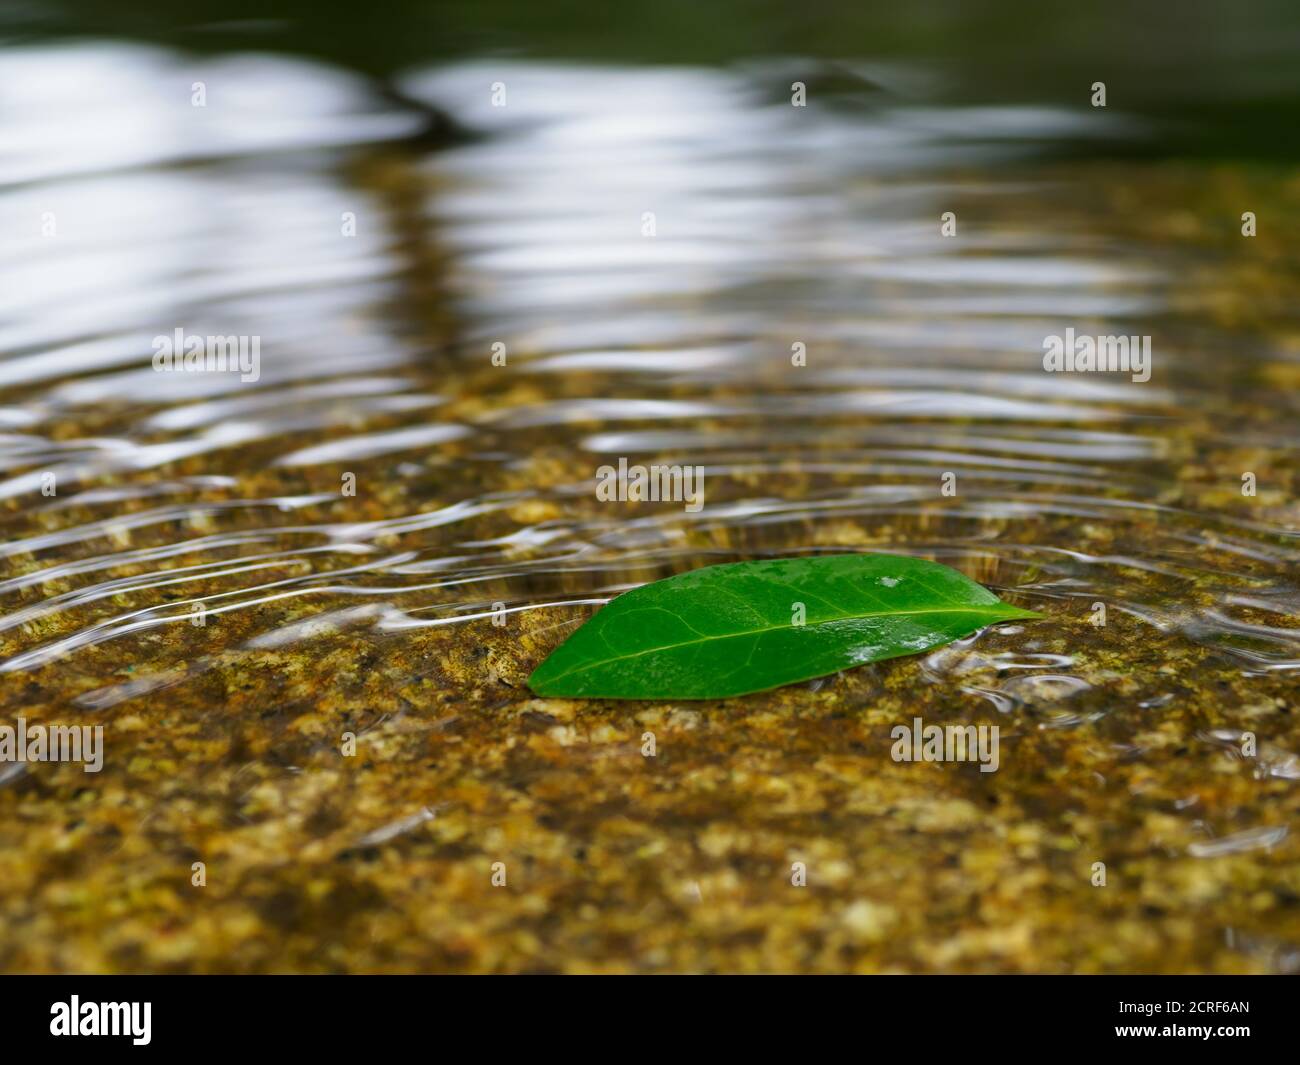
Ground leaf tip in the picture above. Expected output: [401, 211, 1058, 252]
[1000, 605, 1045, 621]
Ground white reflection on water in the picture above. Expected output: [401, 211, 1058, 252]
[0, 44, 1295, 690]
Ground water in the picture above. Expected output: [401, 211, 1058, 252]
[1, 35, 1298, 972]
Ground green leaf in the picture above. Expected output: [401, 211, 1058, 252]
[528, 554, 1041, 700]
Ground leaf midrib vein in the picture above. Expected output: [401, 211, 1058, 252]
[540, 604, 1020, 683]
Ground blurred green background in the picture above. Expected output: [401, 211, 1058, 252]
[4, 0, 1299, 158]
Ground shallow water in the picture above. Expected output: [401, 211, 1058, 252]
[1, 39, 1298, 972]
